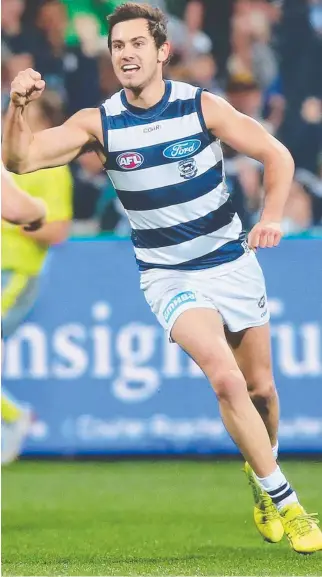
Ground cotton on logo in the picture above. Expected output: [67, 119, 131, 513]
[117, 152, 144, 170]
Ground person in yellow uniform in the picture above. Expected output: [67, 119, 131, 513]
[2, 164, 47, 229]
[1, 96, 73, 465]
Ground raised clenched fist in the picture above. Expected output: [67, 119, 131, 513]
[10, 68, 46, 107]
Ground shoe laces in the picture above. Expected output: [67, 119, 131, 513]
[261, 493, 279, 521]
[286, 513, 319, 537]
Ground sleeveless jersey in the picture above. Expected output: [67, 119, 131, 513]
[100, 80, 245, 271]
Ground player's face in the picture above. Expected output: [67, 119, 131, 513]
[110, 19, 169, 91]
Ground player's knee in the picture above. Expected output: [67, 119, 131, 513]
[248, 378, 277, 408]
[197, 352, 247, 402]
[212, 369, 247, 404]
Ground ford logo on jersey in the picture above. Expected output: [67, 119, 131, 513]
[117, 152, 144, 170]
[163, 139, 201, 160]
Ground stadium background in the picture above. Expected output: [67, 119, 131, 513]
[2, 2, 322, 576]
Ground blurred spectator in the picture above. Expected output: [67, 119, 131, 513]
[309, 0, 322, 37]
[98, 51, 121, 98]
[226, 76, 263, 119]
[71, 151, 107, 236]
[295, 164, 322, 228]
[1, 0, 37, 112]
[277, 0, 322, 173]
[262, 76, 286, 136]
[1, 0, 33, 55]
[282, 180, 313, 235]
[2, 53, 34, 112]
[60, 0, 107, 50]
[32, 0, 101, 115]
[179, 0, 235, 82]
[167, 52, 224, 95]
[223, 76, 264, 230]
[228, 2, 278, 90]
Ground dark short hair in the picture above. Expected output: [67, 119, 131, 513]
[108, 2, 168, 51]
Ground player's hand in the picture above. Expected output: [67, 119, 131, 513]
[22, 216, 46, 232]
[10, 69, 46, 107]
[23, 199, 47, 231]
[248, 221, 282, 249]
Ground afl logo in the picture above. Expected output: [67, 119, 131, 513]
[116, 152, 144, 170]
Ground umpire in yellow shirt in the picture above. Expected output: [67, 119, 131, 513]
[2, 166, 73, 335]
[1, 93, 73, 464]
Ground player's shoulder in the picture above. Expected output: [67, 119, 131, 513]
[200, 90, 227, 109]
[168, 80, 199, 102]
[200, 91, 229, 124]
[65, 107, 102, 141]
[100, 89, 124, 117]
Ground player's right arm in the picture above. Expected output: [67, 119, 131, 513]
[2, 68, 103, 174]
[1, 164, 46, 228]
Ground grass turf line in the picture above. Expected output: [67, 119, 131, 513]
[2, 460, 322, 576]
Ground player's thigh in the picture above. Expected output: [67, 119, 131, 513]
[225, 323, 275, 395]
[171, 308, 245, 392]
[141, 269, 246, 394]
[215, 253, 270, 333]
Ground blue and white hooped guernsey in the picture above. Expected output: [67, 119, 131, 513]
[100, 80, 245, 271]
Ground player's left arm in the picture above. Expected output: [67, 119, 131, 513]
[21, 165, 73, 246]
[202, 92, 295, 248]
[1, 164, 46, 228]
[21, 221, 70, 245]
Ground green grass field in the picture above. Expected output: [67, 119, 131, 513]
[2, 460, 322, 576]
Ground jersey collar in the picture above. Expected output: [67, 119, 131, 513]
[120, 80, 171, 119]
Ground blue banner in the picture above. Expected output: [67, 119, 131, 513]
[2, 239, 322, 455]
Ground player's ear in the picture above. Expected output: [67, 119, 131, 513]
[157, 42, 170, 64]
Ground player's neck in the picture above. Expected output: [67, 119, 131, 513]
[124, 78, 166, 110]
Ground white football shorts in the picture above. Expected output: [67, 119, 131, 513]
[140, 250, 270, 341]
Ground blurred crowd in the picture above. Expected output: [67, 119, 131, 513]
[2, 0, 322, 236]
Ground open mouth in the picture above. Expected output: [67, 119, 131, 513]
[122, 65, 140, 74]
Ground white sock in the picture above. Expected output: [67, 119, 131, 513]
[256, 465, 298, 510]
[272, 441, 279, 460]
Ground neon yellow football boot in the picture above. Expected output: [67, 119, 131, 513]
[279, 503, 322, 554]
[244, 462, 284, 543]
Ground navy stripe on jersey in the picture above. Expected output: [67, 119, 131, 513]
[132, 200, 235, 249]
[107, 97, 198, 130]
[117, 162, 223, 211]
[196, 88, 209, 134]
[99, 105, 109, 151]
[108, 131, 208, 171]
[137, 235, 246, 271]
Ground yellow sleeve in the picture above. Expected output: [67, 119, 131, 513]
[40, 166, 73, 222]
[13, 167, 73, 223]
